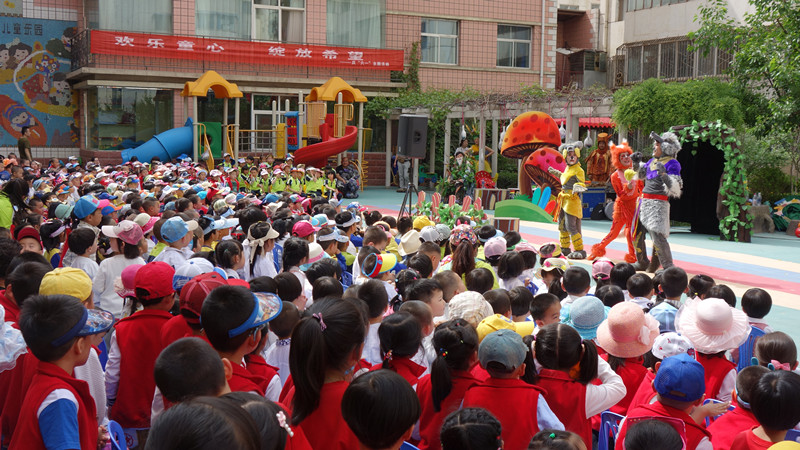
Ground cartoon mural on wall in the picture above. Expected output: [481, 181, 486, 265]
[0, 17, 78, 147]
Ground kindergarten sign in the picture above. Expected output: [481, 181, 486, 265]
[91, 30, 404, 71]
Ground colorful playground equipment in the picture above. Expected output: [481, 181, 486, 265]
[122, 72, 367, 173]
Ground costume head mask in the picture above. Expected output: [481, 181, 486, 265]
[559, 141, 583, 166]
[650, 131, 681, 157]
[610, 140, 634, 170]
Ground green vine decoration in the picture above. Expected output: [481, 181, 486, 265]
[672, 120, 752, 242]
[405, 41, 421, 92]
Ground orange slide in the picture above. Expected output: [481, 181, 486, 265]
[293, 113, 358, 168]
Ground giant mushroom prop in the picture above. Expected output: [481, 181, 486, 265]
[499, 111, 565, 198]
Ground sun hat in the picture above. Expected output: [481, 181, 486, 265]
[134, 261, 176, 301]
[653, 353, 705, 402]
[292, 220, 320, 238]
[318, 229, 350, 243]
[133, 213, 159, 234]
[115, 264, 144, 298]
[398, 230, 421, 256]
[651, 332, 695, 360]
[536, 258, 570, 278]
[676, 297, 750, 354]
[50, 307, 115, 347]
[362, 252, 398, 278]
[73, 195, 101, 219]
[161, 217, 199, 244]
[448, 291, 494, 328]
[413, 215, 434, 231]
[596, 302, 660, 358]
[592, 257, 615, 281]
[538, 242, 562, 259]
[173, 258, 216, 291]
[478, 328, 528, 371]
[419, 226, 439, 243]
[180, 272, 229, 325]
[434, 224, 451, 242]
[307, 243, 325, 265]
[220, 292, 283, 338]
[483, 237, 507, 259]
[449, 225, 478, 247]
[562, 295, 608, 340]
[476, 314, 536, 342]
[39, 268, 93, 301]
[102, 220, 144, 246]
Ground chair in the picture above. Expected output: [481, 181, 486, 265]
[702, 398, 735, 427]
[97, 340, 108, 370]
[737, 326, 766, 371]
[399, 442, 420, 450]
[786, 429, 800, 442]
[108, 420, 127, 450]
[598, 411, 624, 450]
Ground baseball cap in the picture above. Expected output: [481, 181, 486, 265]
[99, 199, 119, 217]
[483, 237, 507, 259]
[362, 252, 398, 278]
[413, 215, 434, 231]
[311, 214, 333, 228]
[16, 227, 42, 247]
[173, 258, 216, 291]
[476, 314, 536, 342]
[180, 272, 228, 325]
[115, 264, 144, 298]
[434, 224, 451, 242]
[74, 195, 101, 219]
[161, 217, 199, 243]
[478, 328, 528, 372]
[653, 352, 705, 402]
[54, 203, 74, 219]
[133, 261, 176, 301]
[419, 226, 439, 243]
[651, 332, 695, 360]
[201, 217, 239, 235]
[102, 220, 144, 245]
[223, 292, 283, 338]
[50, 307, 115, 347]
[39, 268, 93, 301]
[293, 220, 320, 238]
[592, 258, 615, 281]
[133, 213, 159, 234]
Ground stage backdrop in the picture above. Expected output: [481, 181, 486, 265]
[0, 16, 78, 148]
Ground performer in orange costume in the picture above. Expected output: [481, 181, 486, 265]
[587, 141, 645, 263]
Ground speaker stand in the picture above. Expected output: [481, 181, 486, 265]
[397, 182, 419, 222]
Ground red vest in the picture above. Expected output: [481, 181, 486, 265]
[708, 407, 759, 450]
[603, 355, 648, 415]
[537, 368, 592, 448]
[616, 400, 711, 450]
[730, 427, 773, 450]
[244, 354, 280, 395]
[463, 377, 545, 450]
[229, 361, 268, 395]
[9, 360, 98, 450]
[697, 353, 736, 401]
[627, 370, 657, 411]
[284, 381, 359, 450]
[1, 351, 37, 446]
[0, 290, 19, 325]
[416, 370, 477, 450]
[370, 356, 426, 387]
[160, 315, 207, 347]
[109, 309, 172, 428]
[470, 361, 491, 382]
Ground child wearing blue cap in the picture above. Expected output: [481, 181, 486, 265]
[152, 216, 198, 268]
[12, 294, 113, 450]
[615, 353, 711, 450]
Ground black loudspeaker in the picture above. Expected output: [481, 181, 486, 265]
[397, 114, 428, 158]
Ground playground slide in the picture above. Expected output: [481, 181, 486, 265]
[294, 114, 359, 168]
[121, 118, 194, 163]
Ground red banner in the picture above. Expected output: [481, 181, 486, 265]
[90, 30, 404, 71]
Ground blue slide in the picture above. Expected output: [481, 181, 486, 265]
[121, 118, 194, 163]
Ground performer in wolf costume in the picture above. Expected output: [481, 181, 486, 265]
[587, 140, 645, 263]
[630, 131, 683, 271]
[548, 141, 587, 259]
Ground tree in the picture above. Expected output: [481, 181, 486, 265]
[691, 0, 800, 192]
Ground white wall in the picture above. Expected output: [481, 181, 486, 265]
[623, 0, 752, 43]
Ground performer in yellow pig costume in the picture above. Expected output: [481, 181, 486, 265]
[548, 141, 587, 259]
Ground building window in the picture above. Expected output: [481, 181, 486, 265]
[88, 88, 173, 150]
[421, 19, 458, 65]
[327, 0, 385, 49]
[90, 0, 172, 34]
[626, 0, 689, 12]
[196, 0, 251, 39]
[497, 25, 531, 68]
[253, 0, 305, 44]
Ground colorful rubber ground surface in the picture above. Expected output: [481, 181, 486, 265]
[357, 187, 800, 343]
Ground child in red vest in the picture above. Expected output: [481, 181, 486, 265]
[284, 298, 366, 450]
[440, 407, 502, 450]
[161, 265, 223, 346]
[415, 319, 479, 450]
[677, 297, 750, 402]
[754, 331, 798, 370]
[153, 337, 232, 409]
[709, 365, 770, 449]
[463, 328, 563, 450]
[615, 353, 712, 450]
[370, 312, 425, 387]
[730, 370, 800, 449]
[342, 369, 421, 450]
[534, 323, 626, 449]
[628, 332, 695, 411]
[10, 294, 113, 450]
[595, 302, 660, 415]
[201, 285, 282, 400]
[106, 261, 175, 449]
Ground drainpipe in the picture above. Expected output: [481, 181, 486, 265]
[540, 0, 546, 86]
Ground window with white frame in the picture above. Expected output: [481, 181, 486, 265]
[421, 19, 458, 65]
[497, 25, 531, 68]
[253, 0, 305, 43]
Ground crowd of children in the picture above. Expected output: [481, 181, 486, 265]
[0, 152, 799, 450]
